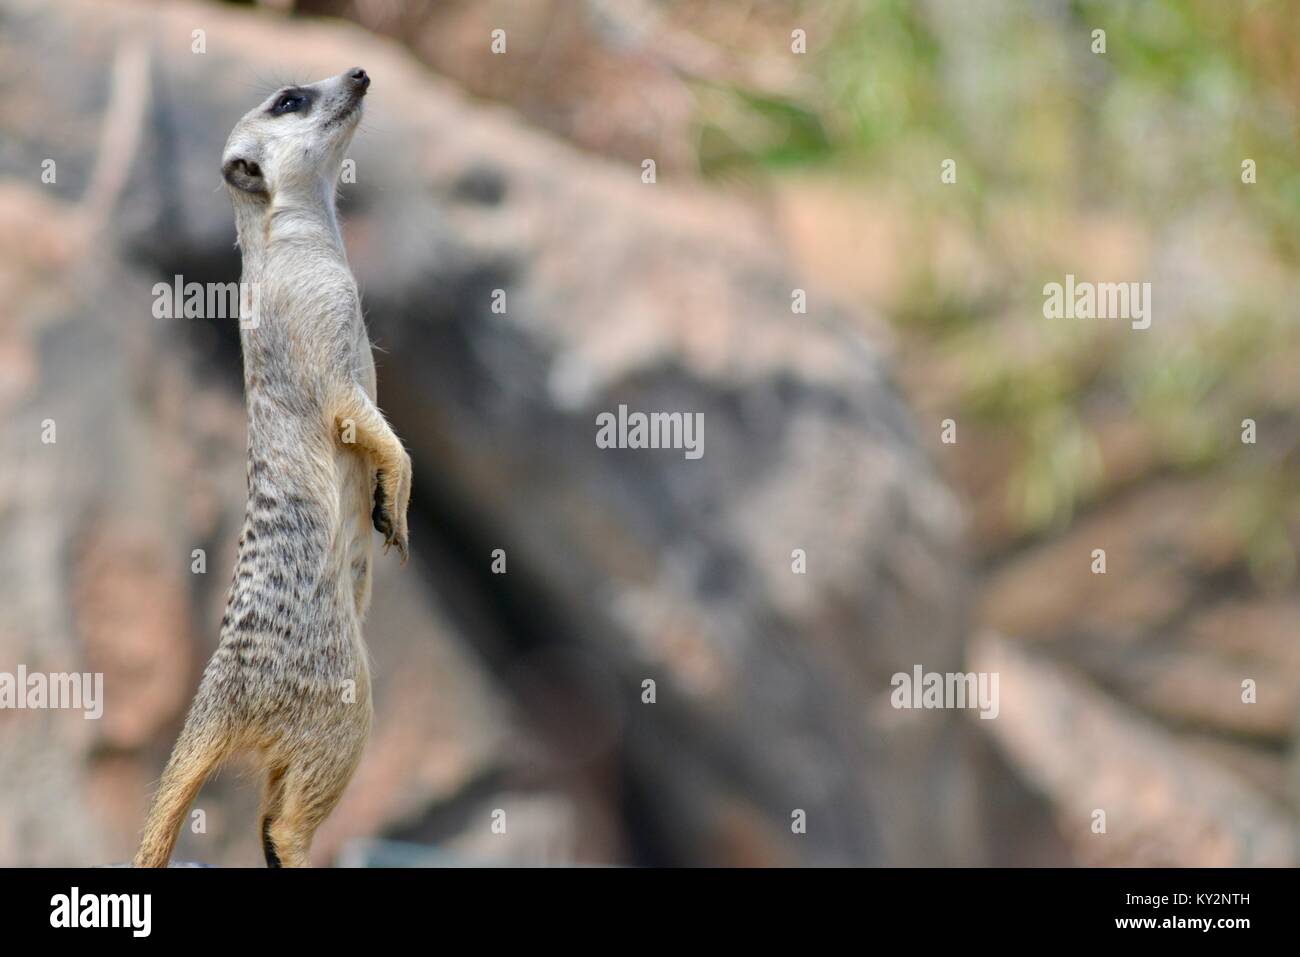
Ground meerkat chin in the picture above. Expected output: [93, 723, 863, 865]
[133, 68, 413, 869]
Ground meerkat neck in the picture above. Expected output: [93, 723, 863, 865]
[233, 178, 345, 271]
[234, 179, 351, 396]
[231, 199, 269, 266]
[270, 176, 345, 251]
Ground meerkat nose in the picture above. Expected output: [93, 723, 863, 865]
[347, 68, 370, 92]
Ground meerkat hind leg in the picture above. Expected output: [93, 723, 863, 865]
[133, 722, 227, 867]
[264, 744, 363, 868]
[259, 764, 289, 868]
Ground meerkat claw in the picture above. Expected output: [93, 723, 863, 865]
[371, 467, 408, 563]
[372, 472, 396, 544]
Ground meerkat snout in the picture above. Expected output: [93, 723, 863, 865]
[221, 67, 371, 201]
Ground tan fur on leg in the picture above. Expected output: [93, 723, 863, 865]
[133, 723, 227, 868]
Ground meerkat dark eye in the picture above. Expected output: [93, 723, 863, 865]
[271, 93, 307, 116]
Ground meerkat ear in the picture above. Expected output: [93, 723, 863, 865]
[222, 157, 268, 197]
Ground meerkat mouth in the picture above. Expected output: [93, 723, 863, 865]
[323, 98, 364, 132]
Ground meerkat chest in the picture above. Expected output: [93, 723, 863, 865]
[254, 259, 368, 372]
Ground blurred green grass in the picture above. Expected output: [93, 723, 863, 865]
[693, 0, 1300, 576]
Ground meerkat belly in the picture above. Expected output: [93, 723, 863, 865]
[212, 438, 370, 725]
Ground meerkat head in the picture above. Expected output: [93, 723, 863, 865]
[221, 67, 369, 209]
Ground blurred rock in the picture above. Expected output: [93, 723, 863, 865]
[973, 632, 1295, 866]
[296, 0, 818, 175]
[0, 0, 974, 865]
[975, 472, 1300, 839]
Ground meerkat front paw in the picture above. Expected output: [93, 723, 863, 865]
[372, 455, 411, 563]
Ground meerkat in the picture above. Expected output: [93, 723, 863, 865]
[133, 68, 411, 868]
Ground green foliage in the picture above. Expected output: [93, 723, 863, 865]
[697, 0, 1300, 558]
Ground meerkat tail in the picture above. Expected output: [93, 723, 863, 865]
[133, 720, 227, 868]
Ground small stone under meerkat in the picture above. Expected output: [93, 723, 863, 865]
[134, 67, 412, 868]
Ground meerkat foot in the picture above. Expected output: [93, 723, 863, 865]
[371, 469, 409, 562]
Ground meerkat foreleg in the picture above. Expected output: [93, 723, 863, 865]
[334, 385, 412, 562]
